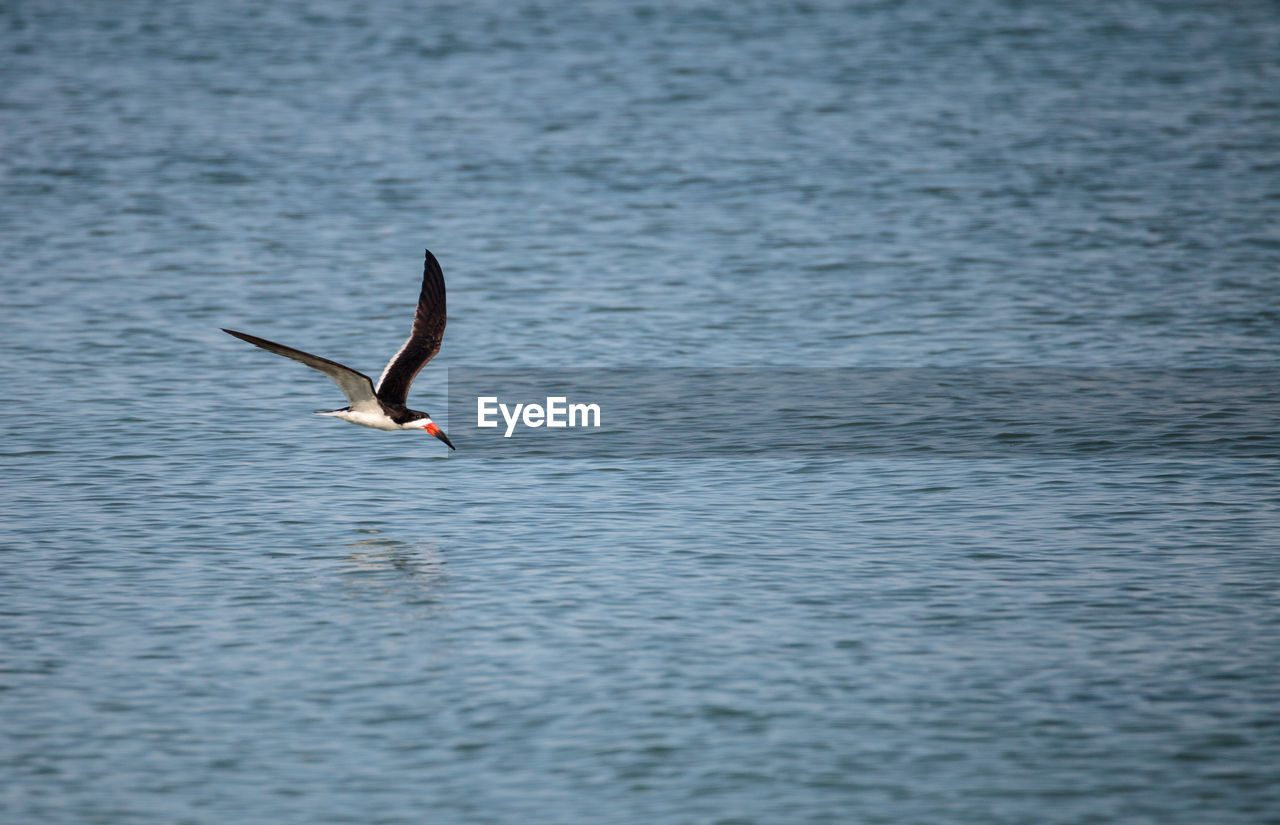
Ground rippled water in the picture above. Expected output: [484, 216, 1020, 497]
[3, 2, 1279, 823]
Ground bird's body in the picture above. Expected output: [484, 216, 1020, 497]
[317, 406, 423, 431]
[223, 248, 455, 449]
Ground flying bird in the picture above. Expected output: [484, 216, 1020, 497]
[223, 248, 455, 449]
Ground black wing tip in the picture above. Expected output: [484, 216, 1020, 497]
[223, 328, 263, 345]
[420, 248, 446, 307]
[423, 249, 443, 279]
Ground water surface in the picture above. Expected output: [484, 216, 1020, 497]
[2, 2, 1279, 823]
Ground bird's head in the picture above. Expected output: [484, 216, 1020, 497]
[407, 416, 455, 450]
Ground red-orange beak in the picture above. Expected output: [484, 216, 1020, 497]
[424, 422, 455, 450]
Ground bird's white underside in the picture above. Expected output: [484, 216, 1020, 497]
[317, 409, 433, 431]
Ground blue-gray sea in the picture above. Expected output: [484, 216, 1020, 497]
[3, 2, 1279, 823]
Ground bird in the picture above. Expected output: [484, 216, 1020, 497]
[222, 248, 455, 449]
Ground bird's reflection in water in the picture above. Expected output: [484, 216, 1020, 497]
[341, 532, 447, 606]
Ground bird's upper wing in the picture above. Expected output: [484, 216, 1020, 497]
[374, 248, 447, 407]
[222, 328, 381, 413]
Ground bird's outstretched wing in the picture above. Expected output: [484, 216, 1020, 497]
[222, 328, 381, 413]
[375, 248, 447, 407]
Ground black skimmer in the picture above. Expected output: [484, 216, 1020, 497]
[222, 249, 455, 449]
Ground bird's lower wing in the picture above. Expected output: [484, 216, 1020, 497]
[222, 328, 381, 413]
